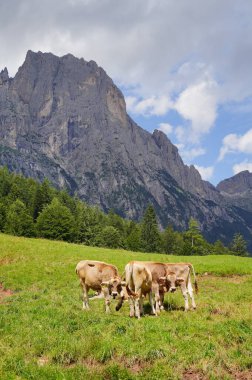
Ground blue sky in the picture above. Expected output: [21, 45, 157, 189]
[1, 0, 252, 185]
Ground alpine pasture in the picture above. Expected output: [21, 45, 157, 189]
[0, 233, 252, 380]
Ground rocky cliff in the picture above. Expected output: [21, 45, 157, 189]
[217, 171, 252, 212]
[0, 51, 252, 250]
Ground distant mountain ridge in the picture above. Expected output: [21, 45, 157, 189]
[217, 171, 252, 212]
[0, 51, 252, 251]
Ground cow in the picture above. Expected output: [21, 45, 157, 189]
[160, 263, 198, 311]
[75, 260, 125, 313]
[117, 261, 179, 318]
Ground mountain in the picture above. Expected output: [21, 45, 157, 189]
[217, 171, 252, 212]
[0, 51, 252, 251]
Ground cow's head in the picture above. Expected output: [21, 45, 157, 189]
[159, 272, 183, 293]
[101, 277, 126, 299]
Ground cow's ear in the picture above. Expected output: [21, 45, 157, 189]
[176, 278, 184, 285]
[101, 281, 110, 287]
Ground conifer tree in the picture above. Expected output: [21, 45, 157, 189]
[4, 199, 35, 237]
[230, 233, 248, 256]
[98, 225, 121, 248]
[0, 202, 6, 231]
[36, 198, 75, 241]
[0, 167, 12, 197]
[33, 179, 54, 219]
[162, 225, 175, 254]
[126, 221, 141, 251]
[140, 204, 161, 252]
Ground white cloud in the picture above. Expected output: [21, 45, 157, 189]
[194, 165, 214, 181]
[174, 80, 218, 142]
[179, 147, 206, 161]
[125, 95, 171, 116]
[157, 123, 173, 135]
[218, 129, 252, 160]
[233, 160, 252, 175]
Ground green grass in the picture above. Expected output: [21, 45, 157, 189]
[0, 233, 252, 380]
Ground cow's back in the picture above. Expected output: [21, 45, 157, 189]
[76, 260, 118, 289]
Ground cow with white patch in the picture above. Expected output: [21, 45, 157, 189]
[75, 260, 125, 313]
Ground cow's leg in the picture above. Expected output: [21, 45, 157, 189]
[152, 283, 160, 315]
[139, 295, 144, 316]
[159, 292, 165, 310]
[128, 296, 135, 318]
[133, 286, 142, 319]
[81, 282, 90, 310]
[180, 283, 189, 311]
[102, 287, 111, 313]
[148, 290, 157, 316]
[187, 279, 196, 310]
[134, 294, 141, 319]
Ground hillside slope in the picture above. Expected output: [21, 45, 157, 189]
[1, 233, 252, 380]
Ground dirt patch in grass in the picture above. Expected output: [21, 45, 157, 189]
[0, 256, 15, 265]
[118, 356, 149, 374]
[0, 283, 13, 301]
[183, 369, 208, 380]
[37, 356, 50, 367]
[229, 369, 252, 380]
[199, 274, 249, 283]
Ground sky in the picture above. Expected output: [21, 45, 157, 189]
[1, 0, 252, 185]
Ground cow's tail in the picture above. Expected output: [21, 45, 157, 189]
[189, 264, 198, 294]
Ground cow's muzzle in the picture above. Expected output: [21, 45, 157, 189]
[170, 287, 176, 293]
[112, 292, 118, 299]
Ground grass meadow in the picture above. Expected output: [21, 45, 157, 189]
[0, 233, 252, 379]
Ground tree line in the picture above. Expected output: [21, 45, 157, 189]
[0, 167, 249, 256]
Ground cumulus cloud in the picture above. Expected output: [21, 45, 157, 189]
[125, 95, 171, 116]
[174, 79, 218, 142]
[194, 165, 214, 181]
[233, 160, 252, 175]
[157, 123, 173, 135]
[179, 147, 206, 161]
[218, 129, 252, 160]
[1, 0, 252, 104]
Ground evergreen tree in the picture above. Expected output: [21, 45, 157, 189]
[140, 205, 161, 252]
[0, 167, 12, 197]
[74, 201, 106, 245]
[230, 233, 248, 256]
[33, 179, 54, 219]
[4, 199, 35, 237]
[161, 225, 176, 254]
[126, 221, 141, 251]
[0, 202, 6, 231]
[98, 226, 121, 248]
[213, 240, 226, 255]
[36, 198, 75, 241]
[184, 218, 206, 255]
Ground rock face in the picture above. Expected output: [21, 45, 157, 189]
[0, 51, 252, 250]
[217, 171, 252, 212]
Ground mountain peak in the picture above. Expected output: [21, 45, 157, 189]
[217, 170, 252, 194]
[0, 67, 9, 84]
[1, 51, 252, 251]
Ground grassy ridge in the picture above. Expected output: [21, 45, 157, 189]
[0, 233, 252, 379]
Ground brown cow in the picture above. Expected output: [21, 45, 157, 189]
[118, 261, 179, 318]
[160, 263, 198, 311]
[75, 260, 125, 313]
